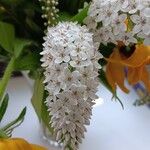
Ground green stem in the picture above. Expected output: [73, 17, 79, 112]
[0, 129, 9, 139]
[0, 56, 15, 101]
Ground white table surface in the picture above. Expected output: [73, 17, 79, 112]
[2, 77, 150, 150]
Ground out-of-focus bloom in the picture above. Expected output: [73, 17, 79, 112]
[86, 0, 150, 46]
[106, 44, 150, 93]
[0, 138, 47, 150]
[41, 22, 100, 150]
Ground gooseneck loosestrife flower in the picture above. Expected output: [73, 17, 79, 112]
[41, 22, 101, 150]
[86, 0, 150, 46]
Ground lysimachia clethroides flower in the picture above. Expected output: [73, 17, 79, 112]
[40, 22, 102, 150]
[85, 0, 150, 46]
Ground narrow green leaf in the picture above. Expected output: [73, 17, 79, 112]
[0, 94, 9, 123]
[0, 21, 15, 53]
[1, 107, 26, 132]
[31, 76, 53, 133]
[14, 38, 32, 58]
[41, 92, 53, 133]
[0, 129, 9, 139]
[31, 76, 44, 120]
[71, 4, 89, 23]
[0, 57, 15, 100]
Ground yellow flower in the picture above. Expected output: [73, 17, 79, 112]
[0, 138, 47, 150]
[105, 44, 150, 93]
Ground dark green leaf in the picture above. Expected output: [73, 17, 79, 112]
[15, 52, 40, 71]
[58, 12, 73, 21]
[0, 21, 15, 53]
[0, 94, 9, 123]
[99, 43, 115, 58]
[71, 5, 89, 24]
[14, 38, 32, 58]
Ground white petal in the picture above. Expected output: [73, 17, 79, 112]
[144, 37, 150, 45]
[130, 15, 140, 24]
[143, 25, 150, 35]
[55, 57, 63, 64]
[63, 55, 70, 62]
[133, 25, 142, 34]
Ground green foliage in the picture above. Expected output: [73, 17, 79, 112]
[0, 94, 9, 123]
[0, 21, 15, 53]
[31, 76, 44, 120]
[71, 5, 89, 24]
[1, 107, 26, 138]
[0, 94, 26, 138]
[59, 0, 90, 15]
[14, 38, 32, 58]
[31, 75, 53, 133]
[15, 52, 40, 71]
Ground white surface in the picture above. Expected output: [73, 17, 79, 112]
[2, 77, 150, 150]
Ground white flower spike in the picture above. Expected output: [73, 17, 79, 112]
[87, 0, 150, 46]
[41, 22, 101, 150]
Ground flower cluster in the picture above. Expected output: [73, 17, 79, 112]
[86, 0, 150, 46]
[39, 0, 59, 27]
[41, 22, 101, 150]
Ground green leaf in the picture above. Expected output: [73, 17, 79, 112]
[41, 92, 53, 133]
[0, 94, 9, 123]
[15, 52, 40, 71]
[31, 76, 53, 133]
[31, 76, 44, 120]
[58, 12, 73, 21]
[71, 4, 89, 23]
[0, 21, 15, 53]
[0, 129, 9, 139]
[1, 107, 26, 137]
[14, 38, 32, 58]
[0, 57, 15, 100]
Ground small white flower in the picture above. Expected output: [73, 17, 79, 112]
[130, 14, 150, 35]
[58, 69, 80, 90]
[70, 56, 91, 68]
[117, 0, 129, 12]
[84, 79, 99, 100]
[127, 0, 139, 14]
[137, 32, 150, 45]
[83, 16, 97, 30]
[40, 50, 54, 68]
[117, 32, 137, 46]
[112, 14, 127, 35]
[94, 27, 115, 44]
[91, 49, 103, 69]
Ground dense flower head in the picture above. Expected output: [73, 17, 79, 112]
[41, 22, 101, 150]
[86, 0, 150, 46]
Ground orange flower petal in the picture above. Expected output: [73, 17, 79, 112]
[106, 49, 129, 93]
[140, 66, 150, 93]
[127, 66, 143, 85]
[105, 45, 150, 93]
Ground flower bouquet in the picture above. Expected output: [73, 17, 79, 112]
[0, 0, 149, 150]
